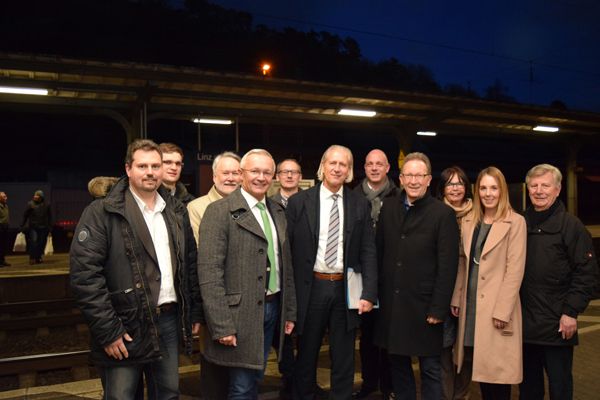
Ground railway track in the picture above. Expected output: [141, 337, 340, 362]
[0, 298, 84, 332]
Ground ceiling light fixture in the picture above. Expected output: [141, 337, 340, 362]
[0, 86, 49, 96]
[192, 118, 234, 125]
[417, 131, 437, 136]
[533, 126, 559, 132]
[337, 109, 376, 117]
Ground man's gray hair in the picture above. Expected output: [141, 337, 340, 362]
[212, 151, 241, 175]
[526, 164, 562, 187]
[401, 152, 432, 174]
[316, 145, 354, 183]
[240, 149, 276, 171]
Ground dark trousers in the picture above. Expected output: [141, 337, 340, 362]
[359, 309, 392, 392]
[272, 321, 295, 383]
[0, 226, 7, 263]
[293, 278, 356, 400]
[440, 345, 472, 400]
[29, 227, 48, 261]
[479, 382, 511, 400]
[388, 354, 442, 400]
[200, 353, 230, 400]
[519, 343, 574, 400]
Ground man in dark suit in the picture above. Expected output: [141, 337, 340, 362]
[198, 149, 297, 400]
[286, 145, 378, 400]
[272, 159, 303, 208]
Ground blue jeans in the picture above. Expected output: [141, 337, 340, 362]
[388, 354, 442, 400]
[29, 228, 48, 261]
[228, 296, 280, 400]
[100, 307, 180, 400]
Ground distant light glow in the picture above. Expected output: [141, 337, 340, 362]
[533, 126, 559, 132]
[0, 86, 49, 96]
[417, 131, 437, 136]
[192, 118, 233, 125]
[338, 109, 376, 117]
[263, 64, 270, 75]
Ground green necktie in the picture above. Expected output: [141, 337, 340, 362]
[256, 202, 277, 293]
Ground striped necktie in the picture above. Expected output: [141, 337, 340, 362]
[256, 202, 277, 293]
[324, 194, 340, 267]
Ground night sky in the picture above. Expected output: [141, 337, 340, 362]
[205, 0, 600, 112]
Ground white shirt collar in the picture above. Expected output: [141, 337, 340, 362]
[320, 183, 344, 199]
[240, 188, 266, 210]
[129, 188, 166, 213]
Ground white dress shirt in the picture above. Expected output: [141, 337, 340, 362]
[241, 189, 280, 294]
[130, 188, 177, 305]
[313, 184, 344, 274]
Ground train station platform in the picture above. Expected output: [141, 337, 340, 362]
[1, 306, 600, 399]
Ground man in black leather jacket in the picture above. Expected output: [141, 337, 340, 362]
[70, 139, 202, 400]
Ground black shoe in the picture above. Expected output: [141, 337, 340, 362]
[381, 391, 395, 400]
[315, 385, 329, 400]
[353, 386, 376, 399]
[279, 379, 293, 400]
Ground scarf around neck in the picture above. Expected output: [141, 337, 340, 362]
[363, 177, 391, 225]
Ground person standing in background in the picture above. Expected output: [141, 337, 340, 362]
[19, 190, 53, 265]
[0, 192, 10, 266]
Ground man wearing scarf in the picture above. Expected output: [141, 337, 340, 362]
[353, 149, 401, 400]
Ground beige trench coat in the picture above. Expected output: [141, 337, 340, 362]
[451, 210, 527, 384]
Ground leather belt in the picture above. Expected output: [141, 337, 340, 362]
[157, 302, 176, 314]
[314, 272, 343, 281]
[265, 293, 280, 302]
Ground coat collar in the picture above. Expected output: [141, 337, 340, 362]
[523, 200, 566, 234]
[227, 186, 266, 241]
[463, 209, 514, 257]
[400, 189, 431, 210]
[104, 175, 172, 215]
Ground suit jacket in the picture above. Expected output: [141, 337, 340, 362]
[197, 187, 297, 370]
[270, 187, 303, 209]
[286, 183, 377, 334]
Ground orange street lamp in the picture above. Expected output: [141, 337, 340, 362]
[262, 64, 270, 75]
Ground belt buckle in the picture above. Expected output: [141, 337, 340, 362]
[329, 274, 335, 281]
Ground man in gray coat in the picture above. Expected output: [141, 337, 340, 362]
[198, 149, 297, 399]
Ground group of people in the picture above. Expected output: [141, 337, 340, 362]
[0, 189, 54, 267]
[68, 139, 597, 400]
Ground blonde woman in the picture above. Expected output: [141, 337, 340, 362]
[451, 167, 526, 399]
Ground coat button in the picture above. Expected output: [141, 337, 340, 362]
[480, 294, 484, 298]
[395, 288, 400, 293]
[397, 261, 401, 266]
[258, 300, 263, 306]
[258, 276, 263, 281]
[481, 276, 485, 280]
[401, 234, 405, 239]
[304, 280, 309, 285]
[155, 275, 161, 281]
[482, 256, 487, 261]
[259, 249, 264, 254]
[136, 283, 141, 289]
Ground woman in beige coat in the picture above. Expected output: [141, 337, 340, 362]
[451, 167, 527, 400]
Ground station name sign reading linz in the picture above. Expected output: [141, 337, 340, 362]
[197, 153, 215, 164]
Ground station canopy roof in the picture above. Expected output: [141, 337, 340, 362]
[1, 52, 600, 139]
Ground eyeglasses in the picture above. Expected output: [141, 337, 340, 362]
[278, 170, 300, 176]
[445, 182, 465, 189]
[163, 161, 184, 168]
[401, 174, 430, 181]
[241, 169, 273, 178]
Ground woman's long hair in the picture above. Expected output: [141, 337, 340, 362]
[471, 166, 512, 226]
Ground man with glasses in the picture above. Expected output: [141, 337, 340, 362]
[188, 151, 241, 245]
[159, 143, 195, 205]
[374, 152, 459, 400]
[272, 159, 303, 209]
[187, 151, 241, 399]
[198, 149, 296, 399]
[286, 145, 377, 400]
[353, 149, 400, 400]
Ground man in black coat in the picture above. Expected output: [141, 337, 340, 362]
[160, 142, 195, 205]
[519, 164, 598, 400]
[375, 152, 459, 400]
[286, 145, 378, 400]
[353, 149, 401, 400]
[70, 139, 202, 399]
